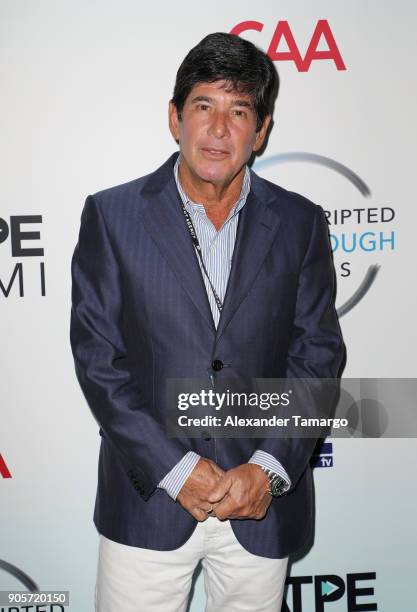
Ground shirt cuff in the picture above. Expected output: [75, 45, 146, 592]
[158, 451, 201, 500]
[248, 450, 291, 490]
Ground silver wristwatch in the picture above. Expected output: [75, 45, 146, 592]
[260, 467, 289, 497]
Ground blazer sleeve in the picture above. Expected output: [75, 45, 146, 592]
[254, 204, 345, 492]
[70, 194, 188, 499]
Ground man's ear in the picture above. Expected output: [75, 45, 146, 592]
[253, 114, 272, 152]
[168, 101, 181, 142]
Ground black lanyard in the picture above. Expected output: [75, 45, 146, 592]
[177, 193, 223, 314]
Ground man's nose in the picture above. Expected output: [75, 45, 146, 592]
[207, 111, 230, 139]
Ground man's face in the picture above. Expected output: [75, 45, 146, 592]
[169, 81, 270, 186]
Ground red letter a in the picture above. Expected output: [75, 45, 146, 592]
[303, 20, 346, 71]
[267, 21, 304, 71]
[0, 453, 12, 478]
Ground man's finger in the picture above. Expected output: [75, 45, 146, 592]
[212, 495, 236, 520]
[207, 474, 232, 503]
[192, 507, 210, 522]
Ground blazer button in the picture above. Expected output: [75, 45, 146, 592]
[201, 431, 212, 441]
[212, 359, 223, 371]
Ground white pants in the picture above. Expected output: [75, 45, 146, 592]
[95, 517, 288, 612]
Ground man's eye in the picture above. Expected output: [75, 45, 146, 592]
[197, 104, 210, 111]
[232, 110, 246, 117]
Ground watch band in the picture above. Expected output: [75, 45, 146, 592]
[260, 467, 289, 497]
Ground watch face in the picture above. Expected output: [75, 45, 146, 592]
[271, 475, 287, 496]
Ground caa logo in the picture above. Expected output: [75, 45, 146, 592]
[230, 20, 346, 72]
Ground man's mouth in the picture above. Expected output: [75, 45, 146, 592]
[200, 147, 230, 158]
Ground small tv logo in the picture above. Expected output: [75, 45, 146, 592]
[0, 454, 12, 478]
[311, 442, 333, 468]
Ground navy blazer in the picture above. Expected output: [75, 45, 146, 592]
[70, 152, 344, 559]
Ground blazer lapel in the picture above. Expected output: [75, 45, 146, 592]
[139, 154, 216, 334]
[215, 174, 281, 341]
[138, 155, 281, 341]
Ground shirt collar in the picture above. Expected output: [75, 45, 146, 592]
[173, 155, 250, 221]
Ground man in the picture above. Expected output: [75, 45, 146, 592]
[70, 32, 344, 612]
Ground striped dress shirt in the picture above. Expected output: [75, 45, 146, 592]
[158, 156, 291, 500]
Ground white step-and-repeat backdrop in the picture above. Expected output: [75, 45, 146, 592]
[1, 1, 416, 610]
